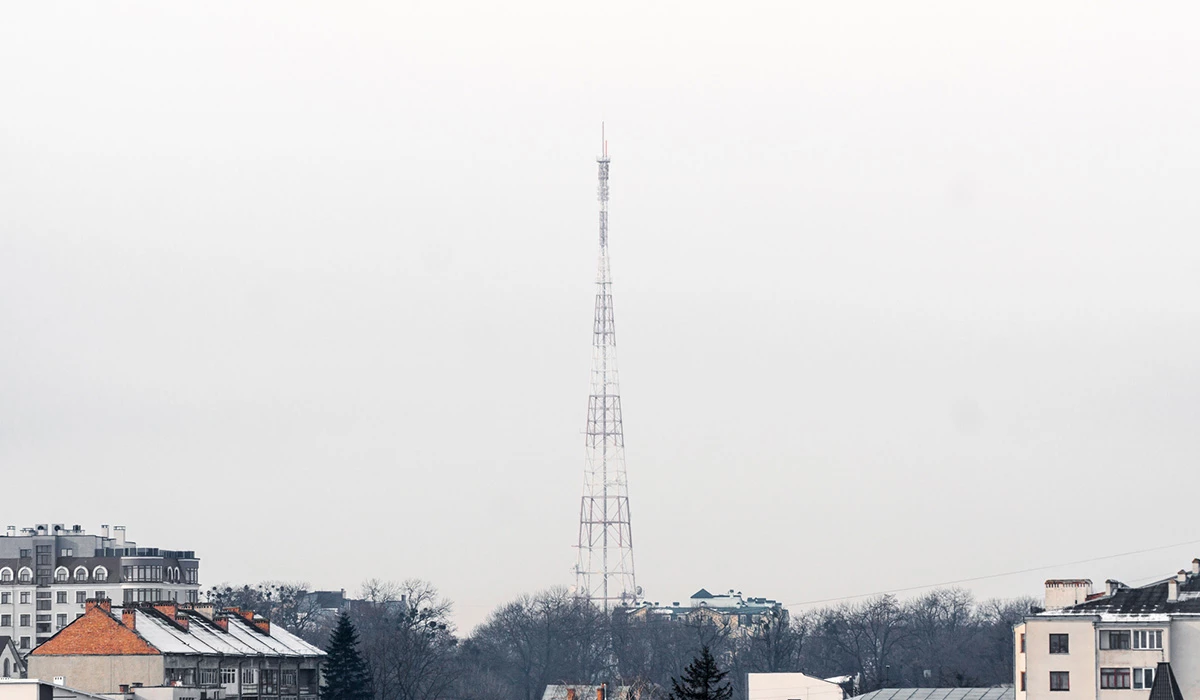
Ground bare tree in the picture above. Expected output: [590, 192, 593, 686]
[352, 580, 460, 700]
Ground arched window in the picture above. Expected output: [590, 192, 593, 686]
[55, 566, 69, 583]
[4, 658, 10, 678]
[18, 567, 33, 584]
[0, 567, 12, 583]
[74, 566, 89, 582]
[174, 567, 181, 582]
[93, 566, 108, 582]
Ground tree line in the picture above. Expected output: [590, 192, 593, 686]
[206, 582, 1035, 700]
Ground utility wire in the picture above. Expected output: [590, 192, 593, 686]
[786, 537, 1200, 607]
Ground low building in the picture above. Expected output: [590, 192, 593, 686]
[27, 600, 323, 699]
[0, 678, 111, 700]
[0, 639, 25, 679]
[748, 672, 845, 700]
[619, 589, 786, 637]
[542, 685, 635, 700]
[1016, 559, 1200, 700]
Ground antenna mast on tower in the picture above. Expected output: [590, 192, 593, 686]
[575, 126, 638, 612]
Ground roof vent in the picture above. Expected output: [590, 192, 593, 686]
[1178, 570, 1188, 584]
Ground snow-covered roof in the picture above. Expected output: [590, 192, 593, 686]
[124, 606, 324, 658]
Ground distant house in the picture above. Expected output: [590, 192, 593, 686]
[748, 673, 845, 700]
[27, 599, 323, 698]
[542, 685, 635, 700]
[618, 589, 785, 637]
[0, 638, 25, 679]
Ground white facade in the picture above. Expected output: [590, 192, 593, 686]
[748, 673, 844, 700]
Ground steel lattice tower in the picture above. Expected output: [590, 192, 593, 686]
[575, 130, 638, 612]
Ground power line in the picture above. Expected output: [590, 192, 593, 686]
[786, 537, 1200, 607]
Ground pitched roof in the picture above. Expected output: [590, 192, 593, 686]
[848, 689, 1014, 700]
[1049, 573, 1200, 615]
[32, 605, 159, 656]
[691, 589, 714, 599]
[1148, 663, 1184, 700]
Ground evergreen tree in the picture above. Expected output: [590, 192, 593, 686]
[670, 646, 733, 700]
[322, 612, 372, 700]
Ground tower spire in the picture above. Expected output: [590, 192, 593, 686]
[575, 129, 637, 612]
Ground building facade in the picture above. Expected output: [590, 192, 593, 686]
[618, 589, 786, 637]
[0, 525, 199, 653]
[1017, 561, 1200, 700]
[28, 600, 323, 699]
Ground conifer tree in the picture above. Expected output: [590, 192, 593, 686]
[322, 612, 371, 700]
[669, 646, 733, 700]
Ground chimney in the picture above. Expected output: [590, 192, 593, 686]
[1178, 570, 1188, 583]
[5, 526, 13, 537]
[1193, 559, 1200, 576]
[86, 598, 113, 614]
[101, 525, 110, 539]
[174, 615, 190, 632]
[213, 616, 229, 632]
[1045, 579, 1094, 610]
[597, 688, 604, 700]
[568, 690, 577, 700]
[1106, 580, 1121, 597]
[154, 603, 178, 619]
[114, 526, 126, 546]
[190, 603, 216, 620]
[1168, 578, 1179, 603]
[123, 608, 137, 630]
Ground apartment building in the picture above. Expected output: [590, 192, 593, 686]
[617, 588, 786, 637]
[1016, 561, 1200, 700]
[28, 600, 323, 699]
[0, 525, 200, 652]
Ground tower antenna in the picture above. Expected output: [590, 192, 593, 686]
[575, 126, 637, 612]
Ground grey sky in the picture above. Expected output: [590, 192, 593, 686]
[3, 2, 1200, 631]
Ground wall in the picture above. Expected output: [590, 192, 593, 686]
[26, 656, 164, 695]
[1167, 618, 1200, 700]
[748, 673, 843, 700]
[1023, 617, 1096, 700]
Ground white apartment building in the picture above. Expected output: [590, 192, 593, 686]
[0, 524, 199, 653]
[1016, 562, 1200, 700]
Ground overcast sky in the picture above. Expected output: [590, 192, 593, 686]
[3, 2, 1200, 632]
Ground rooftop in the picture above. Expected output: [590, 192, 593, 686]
[847, 689, 1013, 700]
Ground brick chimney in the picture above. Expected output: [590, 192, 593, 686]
[123, 608, 137, 630]
[213, 615, 229, 632]
[1193, 559, 1199, 575]
[154, 603, 178, 619]
[568, 690, 576, 700]
[1179, 570, 1189, 583]
[174, 614, 190, 632]
[86, 598, 112, 614]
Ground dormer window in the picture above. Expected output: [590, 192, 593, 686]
[0, 568, 11, 583]
[17, 568, 32, 584]
[54, 567, 69, 583]
[74, 567, 89, 582]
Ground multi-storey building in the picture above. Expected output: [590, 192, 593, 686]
[28, 599, 323, 700]
[0, 525, 199, 652]
[617, 588, 787, 637]
[1016, 561, 1200, 700]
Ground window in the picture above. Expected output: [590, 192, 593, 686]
[74, 567, 88, 582]
[59, 548, 73, 557]
[1050, 633, 1069, 654]
[221, 668, 237, 685]
[20, 592, 29, 604]
[1101, 668, 1131, 690]
[17, 568, 32, 584]
[93, 566, 108, 582]
[1050, 672, 1070, 691]
[1134, 668, 1156, 690]
[18, 550, 30, 558]
[1, 593, 8, 604]
[1020, 672, 1027, 692]
[95, 591, 107, 600]
[1101, 630, 1131, 650]
[122, 565, 163, 583]
[1132, 630, 1163, 650]
[36, 614, 50, 622]
[0, 568, 11, 583]
[200, 669, 220, 686]
[56, 591, 68, 604]
[56, 613, 67, 628]
[1020, 633, 1026, 653]
[19, 615, 30, 627]
[124, 589, 163, 603]
[241, 669, 257, 685]
[36, 599, 51, 611]
[77, 591, 87, 603]
[54, 567, 69, 582]
[19, 637, 29, 650]
[0, 615, 9, 627]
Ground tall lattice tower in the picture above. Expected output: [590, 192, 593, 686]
[574, 130, 638, 611]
